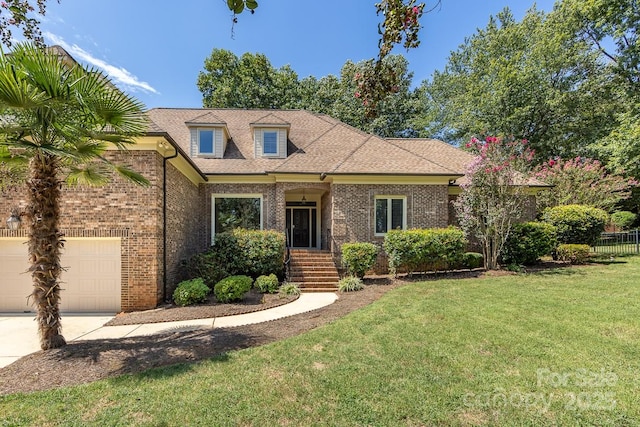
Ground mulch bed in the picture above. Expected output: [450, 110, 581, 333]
[0, 263, 578, 396]
[105, 288, 299, 326]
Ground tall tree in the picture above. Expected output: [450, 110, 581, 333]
[0, 43, 148, 349]
[421, 7, 620, 162]
[197, 49, 300, 109]
[556, 0, 639, 95]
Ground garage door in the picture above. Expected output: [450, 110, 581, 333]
[0, 238, 121, 313]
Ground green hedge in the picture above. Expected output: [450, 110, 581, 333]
[214, 275, 253, 303]
[502, 222, 557, 266]
[341, 242, 378, 278]
[542, 204, 607, 246]
[383, 227, 467, 276]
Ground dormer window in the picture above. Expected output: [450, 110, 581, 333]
[198, 129, 215, 155]
[251, 114, 290, 159]
[186, 112, 229, 159]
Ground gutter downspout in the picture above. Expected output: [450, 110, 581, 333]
[162, 143, 179, 302]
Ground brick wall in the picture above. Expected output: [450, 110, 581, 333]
[164, 160, 203, 297]
[331, 183, 449, 272]
[0, 150, 164, 311]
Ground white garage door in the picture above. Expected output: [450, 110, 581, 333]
[0, 238, 121, 313]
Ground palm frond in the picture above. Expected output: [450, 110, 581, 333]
[65, 164, 110, 186]
[113, 164, 150, 186]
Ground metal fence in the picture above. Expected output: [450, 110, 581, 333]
[593, 230, 640, 254]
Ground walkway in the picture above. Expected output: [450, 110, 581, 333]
[0, 292, 338, 369]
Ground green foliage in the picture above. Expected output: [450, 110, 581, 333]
[338, 276, 365, 292]
[185, 251, 227, 289]
[543, 204, 608, 246]
[172, 278, 210, 307]
[214, 228, 286, 279]
[279, 282, 301, 297]
[610, 211, 637, 231]
[197, 49, 299, 109]
[462, 252, 484, 269]
[214, 275, 253, 303]
[341, 242, 378, 278]
[255, 273, 279, 294]
[501, 222, 557, 266]
[533, 157, 637, 213]
[383, 227, 466, 276]
[421, 6, 619, 161]
[556, 244, 591, 264]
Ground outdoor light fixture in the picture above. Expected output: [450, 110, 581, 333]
[301, 189, 307, 205]
[6, 208, 21, 230]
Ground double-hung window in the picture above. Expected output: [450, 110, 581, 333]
[375, 196, 406, 235]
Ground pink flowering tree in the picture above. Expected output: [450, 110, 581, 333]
[533, 157, 638, 213]
[453, 136, 535, 270]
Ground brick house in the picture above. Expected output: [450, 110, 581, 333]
[0, 107, 538, 313]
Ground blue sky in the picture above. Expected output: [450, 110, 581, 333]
[35, 0, 556, 110]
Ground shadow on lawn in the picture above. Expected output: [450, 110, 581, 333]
[49, 327, 263, 380]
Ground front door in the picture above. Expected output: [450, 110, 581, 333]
[286, 206, 317, 248]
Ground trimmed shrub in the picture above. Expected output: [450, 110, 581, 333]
[187, 229, 286, 287]
[173, 278, 210, 307]
[542, 204, 608, 246]
[255, 273, 279, 294]
[279, 282, 301, 296]
[341, 242, 378, 278]
[214, 275, 253, 303]
[338, 276, 364, 292]
[383, 227, 467, 275]
[214, 229, 286, 279]
[610, 211, 637, 231]
[556, 244, 591, 264]
[501, 222, 557, 266]
[462, 252, 484, 269]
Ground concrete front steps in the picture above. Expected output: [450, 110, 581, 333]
[288, 249, 339, 292]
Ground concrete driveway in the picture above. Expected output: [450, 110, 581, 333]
[0, 292, 338, 369]
[0, 314, 115, 368]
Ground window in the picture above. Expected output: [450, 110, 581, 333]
[212, 195, 262, 241]
[263, 131, 278, 155]
[198, 129, 214, 155]
[375, 196, 406, 234]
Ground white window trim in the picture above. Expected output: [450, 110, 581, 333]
[197, 128, 216, 157]
[261, 129, 280, 157]
[374, 195, 407, 236]
[211, 194, 264, 244]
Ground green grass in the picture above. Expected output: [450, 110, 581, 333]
[2, 259, 640, 426]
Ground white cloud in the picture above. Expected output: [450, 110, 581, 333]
[44, 32, 159, 95]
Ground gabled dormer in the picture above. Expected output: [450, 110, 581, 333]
[250, 114, 290, 159]
[186, 112, 229, 159]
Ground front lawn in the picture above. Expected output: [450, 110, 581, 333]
[1, 259, 639, 426]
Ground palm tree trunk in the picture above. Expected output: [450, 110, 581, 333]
[27, 153, 66, 350]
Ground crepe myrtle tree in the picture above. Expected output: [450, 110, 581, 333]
[453, 136, 535, 270]
[0, 43, 148, 350]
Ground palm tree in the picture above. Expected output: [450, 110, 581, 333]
[0, 43, 148, 350]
